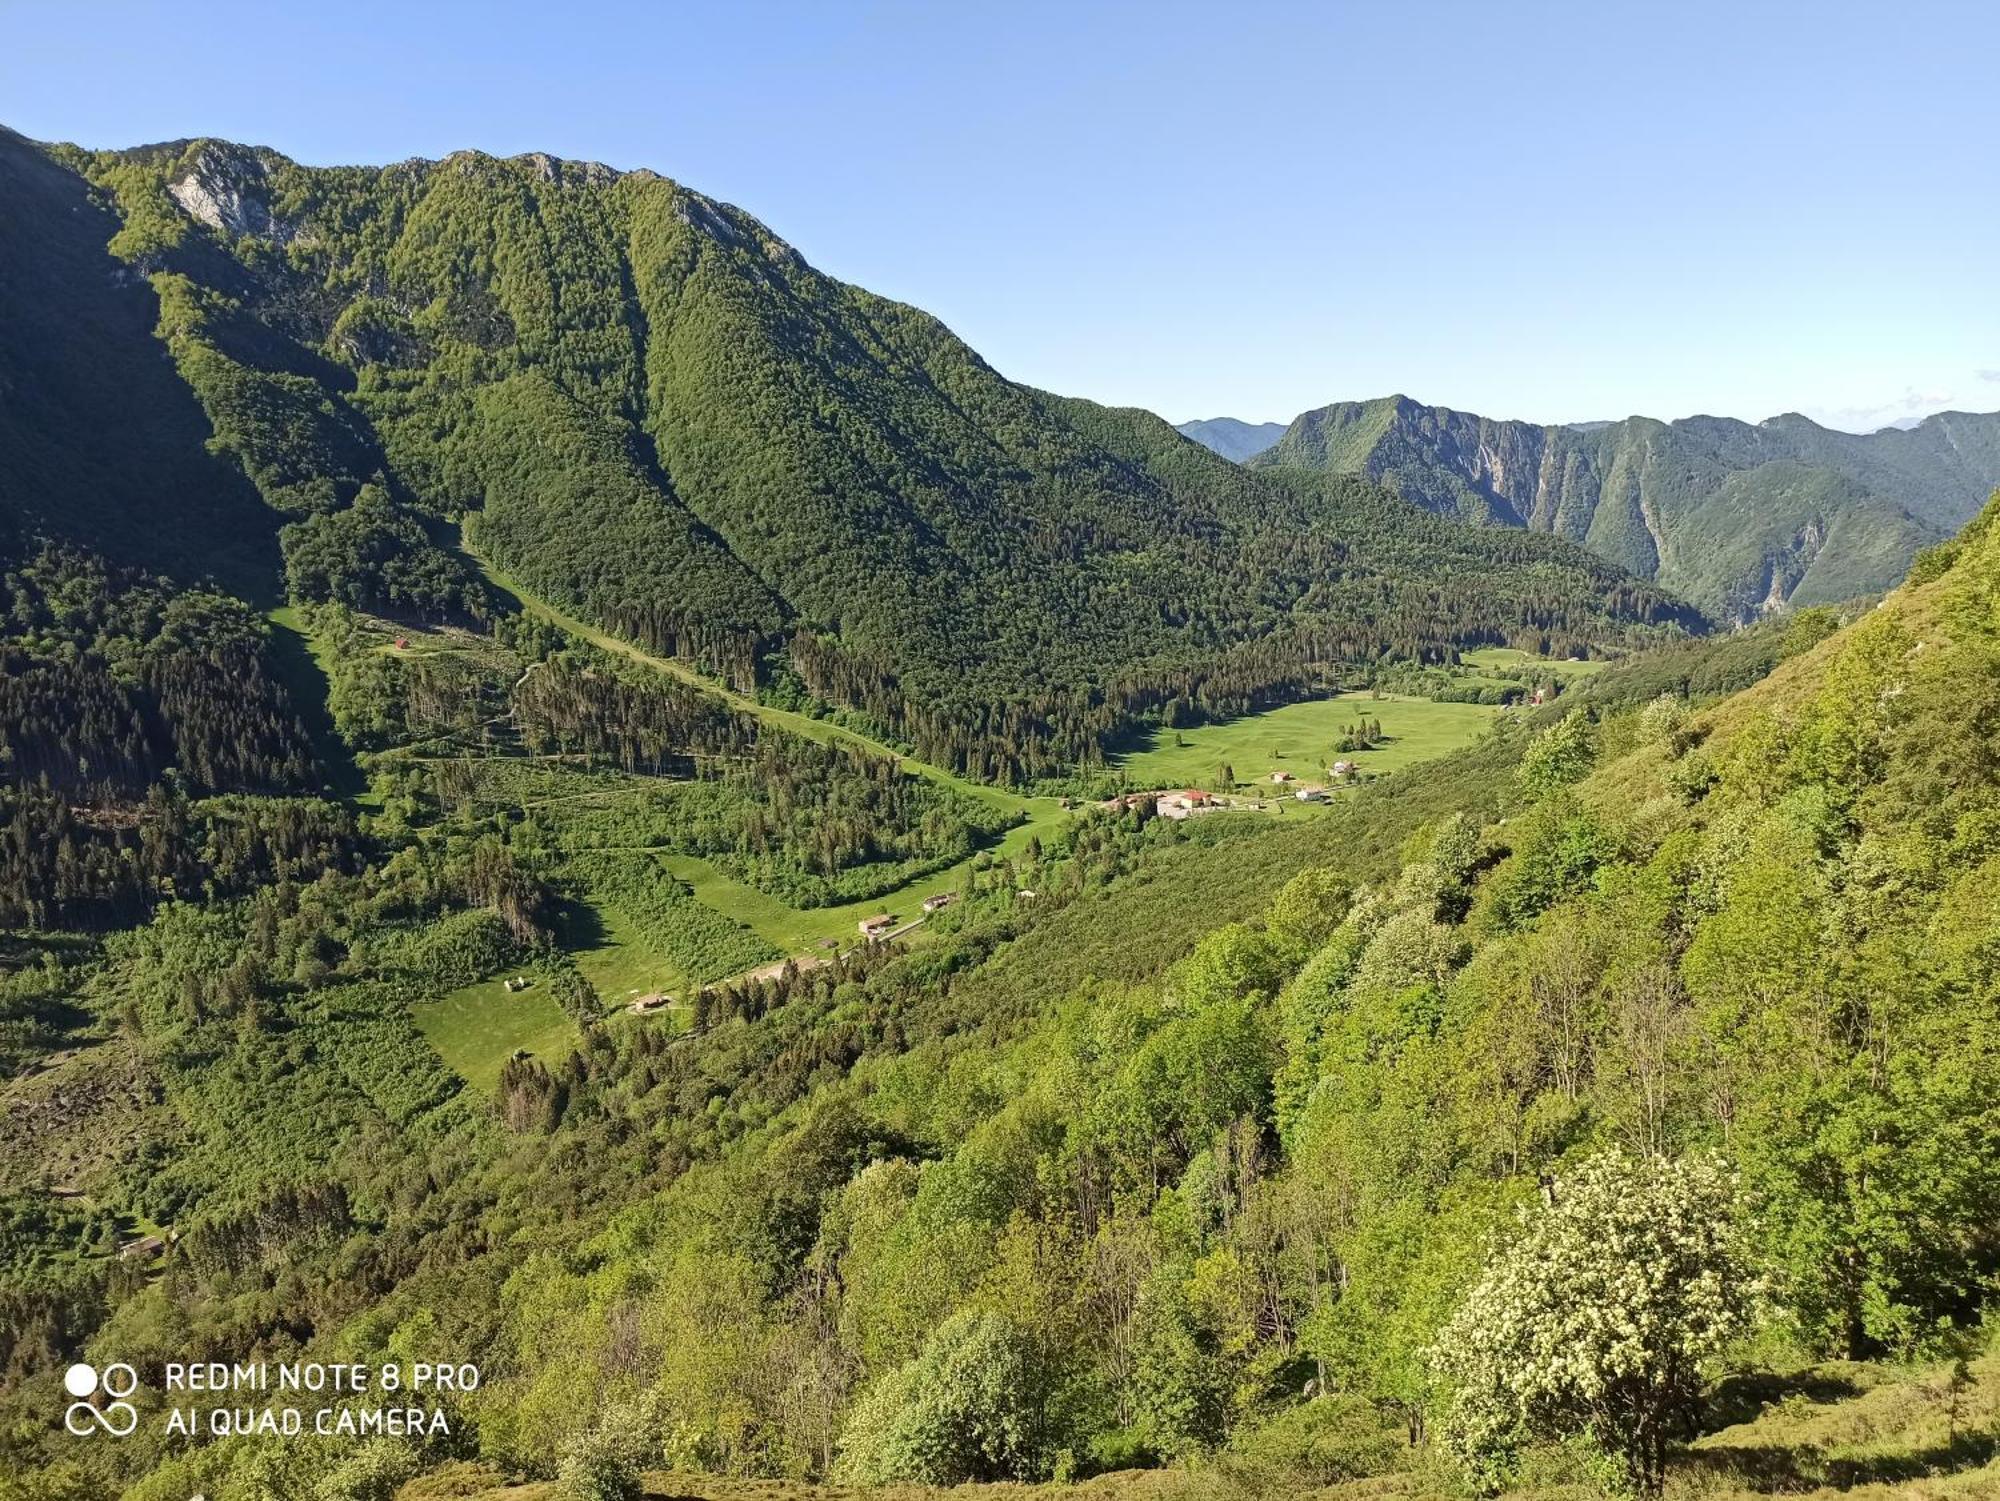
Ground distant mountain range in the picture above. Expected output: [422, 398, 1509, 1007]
[1174, 417, 1286, 462]
[1214, 395, 2000, 621]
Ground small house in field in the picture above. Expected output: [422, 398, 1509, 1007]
[628, 993, 675, 1015]
[1156, 789, 1211, 820]
[1295, 785, 1326, 803]
[1270, 770, 1295, 784]
[1329, 759, 1356, 779]
[859, 914, 898, 940]
[921, 892, 956, 914]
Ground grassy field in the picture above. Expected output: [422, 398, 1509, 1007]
[567, 898, 691, 1010]
[411, 977, 579, 1094]
[1460, 647, 1609, 680]
[1114, 692, 1502, 792]
[661, 806, 1061, 955]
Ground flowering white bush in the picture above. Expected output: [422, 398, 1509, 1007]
[1427, 1150, 1762, 1497]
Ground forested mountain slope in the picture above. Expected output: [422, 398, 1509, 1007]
[3, 128, 1696, 781]
[7, 116, 1996, 1501]
[468, 500, 1987, 1490]
[1254, 393, 2000, 622]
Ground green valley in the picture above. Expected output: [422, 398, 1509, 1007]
[2, 103, 1998, 1501]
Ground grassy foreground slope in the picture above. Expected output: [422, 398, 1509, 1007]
[436, 1340, 2000, 1497]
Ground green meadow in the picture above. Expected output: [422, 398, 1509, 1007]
[659, 800, 1066, 956]
[566, 897, 690, 1010]
[411, 977, 580, 1094]
[1114, 691, 1503, 791]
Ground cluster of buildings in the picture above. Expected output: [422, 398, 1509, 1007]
[857, 890, 956, 942]
[1266, 763, 1365, 802]
[1155, 789, 1211, 819]
[1098, 768, 1371, 820]
[1100, 788, 1220, 820]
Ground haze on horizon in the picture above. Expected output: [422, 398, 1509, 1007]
[5, 0, 1995, 435]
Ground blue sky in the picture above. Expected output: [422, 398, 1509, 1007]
[6, 0, 1995, 430]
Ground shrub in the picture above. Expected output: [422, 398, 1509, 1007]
[1636, 693, 1688, 753]
[1224, 1393, 1406, 1484]
[312, 1439, 419, 1501]
[836, 1310, 1051, 1484]
[1516, 713, 1598, 802]
[551, 1419, 645, 1501]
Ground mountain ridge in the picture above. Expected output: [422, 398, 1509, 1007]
[1251, 392, 2000, 620]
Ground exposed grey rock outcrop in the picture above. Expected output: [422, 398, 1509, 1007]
[168, 141, 293, 241]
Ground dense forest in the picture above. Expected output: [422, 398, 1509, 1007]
[0, 543, 348, 934]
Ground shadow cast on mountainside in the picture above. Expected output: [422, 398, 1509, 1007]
[553, 894, 610, 952]
[264, 611, 367, 802]
[1702, 1368, 1867, 1432]
[1682, 1433, 2000, 1494]
[1824, 1434, 2000, 1488]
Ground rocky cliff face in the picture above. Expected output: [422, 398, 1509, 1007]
[166, 142, 299, 241]
[1257, 395, 2000, 621]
